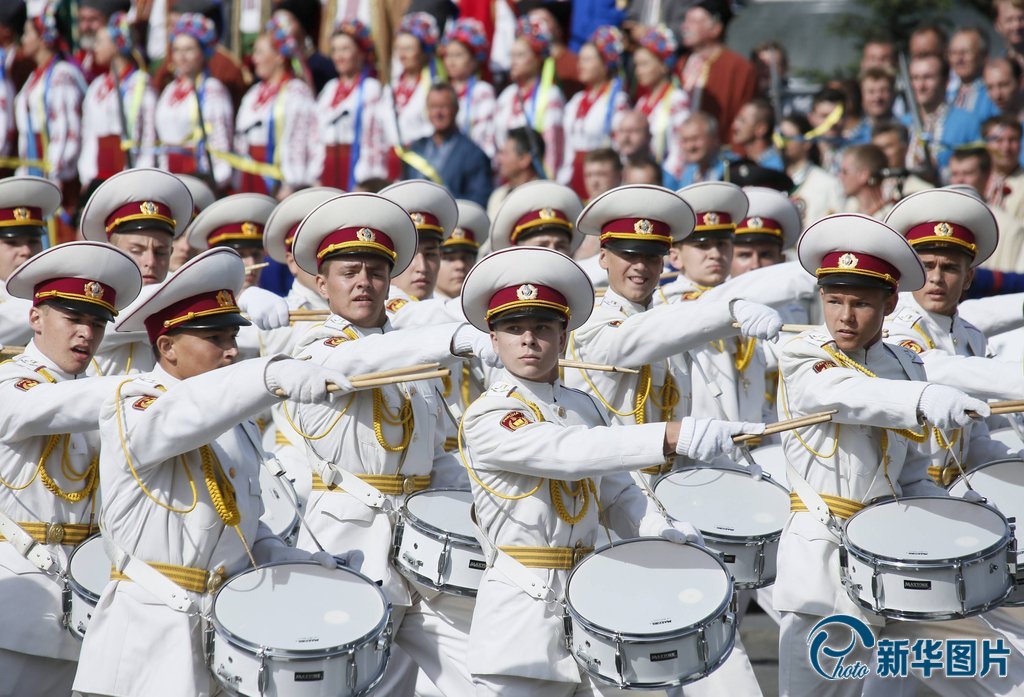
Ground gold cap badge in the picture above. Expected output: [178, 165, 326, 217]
[12, 207, 29, 221]
[934, 222, 953, 237]
[838, 253, 859, 269]
[356, 227, 376, 242]
[703, 212, 720, 226]
[516, 283, 538, 300]
[139, 201, 159, 216]
[748, 216, 763, 228]
[83, 281, 104, 299]
[241, 221, 258, 237]
[216, 290, 234, 307]
[634, 218, 653, 235]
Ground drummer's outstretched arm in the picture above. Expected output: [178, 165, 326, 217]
[595, 473, 669, 540]
[780, 340, 925, 430]
[462, 396, 669, 480]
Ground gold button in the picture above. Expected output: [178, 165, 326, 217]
[556, 407, 566, 418]
[228, 467, 236, 478]
[207, 566, 226, 593]
[45, 523, 65, 545]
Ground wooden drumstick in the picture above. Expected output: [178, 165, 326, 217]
[731, 321, 817, 333]
[0, 346, 24, 357]
[244, 262, 270, 272]
[559, 360, 640, 375]
[733, 410, 838, 443]
[273, 367, 450, 398]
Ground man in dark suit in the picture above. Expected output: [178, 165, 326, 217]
[402, 82, 494, 207]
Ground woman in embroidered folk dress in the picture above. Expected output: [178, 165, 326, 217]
[442, 17, 496, 159]
[493, 16, 566, 181]
[557, 26, 628, 198]
[15, 2, 84, 242]
[632, 25, 689, 172]
[234, 17, 318, 199]
[79, 12, 156, 192]
[313, 18, 387, 191]
[386, 12, 441, 180]
[155, 13, 234, 190]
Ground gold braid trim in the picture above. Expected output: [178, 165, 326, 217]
[459, 390, 545, 500]
[38, 435, 98, 503]
[734, 337, 757, 374]
[199, 446, 240, 526]
[549, 479, 598, 525]
[372, 387, 414, 451]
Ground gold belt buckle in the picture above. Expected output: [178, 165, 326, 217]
[401, 476, 418, 495]
[45, 523, 65, 545]
[572, 540, 588, 566]
[206, 566, 226, 594]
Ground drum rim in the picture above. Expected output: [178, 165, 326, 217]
[653, 465, 790, 541]
[842, 496, 1012, 567]
[565, 537, 735, 641]
[210, 560, 392, 659]
[399, 487, 479, 546]
[575, 626, 737, 690]
[66, 533, 105, 604]
[946, 458, 1024, 491]
[844, 583, 1014, 622]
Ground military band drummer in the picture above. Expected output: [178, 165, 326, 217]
[0, 241, 141, 696]
[776, 213, 1022, 697]
[459, 245, 764, 697]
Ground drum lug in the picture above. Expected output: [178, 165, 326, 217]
[437, 535, 452, 587]
[754, 543, 766, 583]
[348, 649, 359, 690]
[614, 635, 626, 688]
[698, 625, 710, 668]
[870, 568, 883, 613]
[1008, 526, 1018, 579]
[377, 618, 394, 653]
[401, 552, 424, 569]
[562, 611, 573, 652]
[390, 520, 404, 566]
[203, 617, 215, 666]
[257, 647, 268, 697]
[956, 562, 967, 616]
[60, 576, 72, 629]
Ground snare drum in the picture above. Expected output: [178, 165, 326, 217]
[841, 496, 1015, 620]
[655, 467, 789, 589]
[948, 459, 1024, 605]
[209, 562, 392, 697]
[259, 467, 300, 545]
[564, 538, 736, 689]
[64, 534, 108, 639]
[391, 488, 484, 596]
[749, 443, 789, 486]
[987, 427, 1024, 452]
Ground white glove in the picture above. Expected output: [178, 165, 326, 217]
[265, 358, 354, 403]
[743, 460, 764, 480]
[238, 286, 290, 330]
[310, 550, 338, 569]
[962, 489, 986, 504]
[917, 384, 990, 429]
[730, 299, 783, 340]
[676, 418, 766, 462]
[640, 513, 704, 546]
[453, 324, 503, 369]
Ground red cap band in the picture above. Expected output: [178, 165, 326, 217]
[511, 208, 571, 244]
[144, 289, 239, 343]
[104, 200, 176, 235]
[694, 211, 735, 232]
[486, 283, 570, 323]
[736, 216, 783, 240]
[442, 227, 479, 248]
[905, 221, 977, 256]
[284, 222, 300, 255]
[409, 211, 444, 237]
[817, 251, 901, 288]
[316, 226, 397, 268]
[207, 221, 265, 247]
[33, 277, 117, 315]
[0, 206, 44, 228]
[599, 217, 672, 246]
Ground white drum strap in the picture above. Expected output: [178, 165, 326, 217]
[0, 510, 55, 573]
[786, 462, 842, 540]
[469, 509, 554, 602]
[110, 545, 196, 614]
[308, 449, 388, 510]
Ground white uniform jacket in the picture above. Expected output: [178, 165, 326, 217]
[289, 315, 468, 607]
[74, 358, 284, 697]
[774, 329, 946, 626]
[462, 371, 668, 681]
[0, 343, 121, 661]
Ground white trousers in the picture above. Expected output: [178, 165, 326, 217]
[0, 649, 76, 697]
[401, 592, 476, 697]
[781, 611, 1024, 697]
[474, 673, 666, 697]
[674, 632, 763, 696]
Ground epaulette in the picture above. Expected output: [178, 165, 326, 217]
[893, 306, 922, 327]
[12, 355, 43, 371]
[803, 330, 833, 347]
[323, 314, 351, 332]
[488, 381, 518, 398]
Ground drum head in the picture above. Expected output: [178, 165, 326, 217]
[749, 444, 789, 485]
[566, 539, 731, 636]
[949, 460, 1024, 530]
[405, 489, 475, 539]
[845, 497, 1008, 563]
[69, 535, 109, 599]
[213, 563, 387, 655]
[987, 428, 1024, 452]
[655, 468, 789, 538]
[258, 468, 298, 537]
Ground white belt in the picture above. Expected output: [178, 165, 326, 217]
[0, 510, 54, 573]
[469, 507, 554, 602]
[787, 460, 844, 540]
